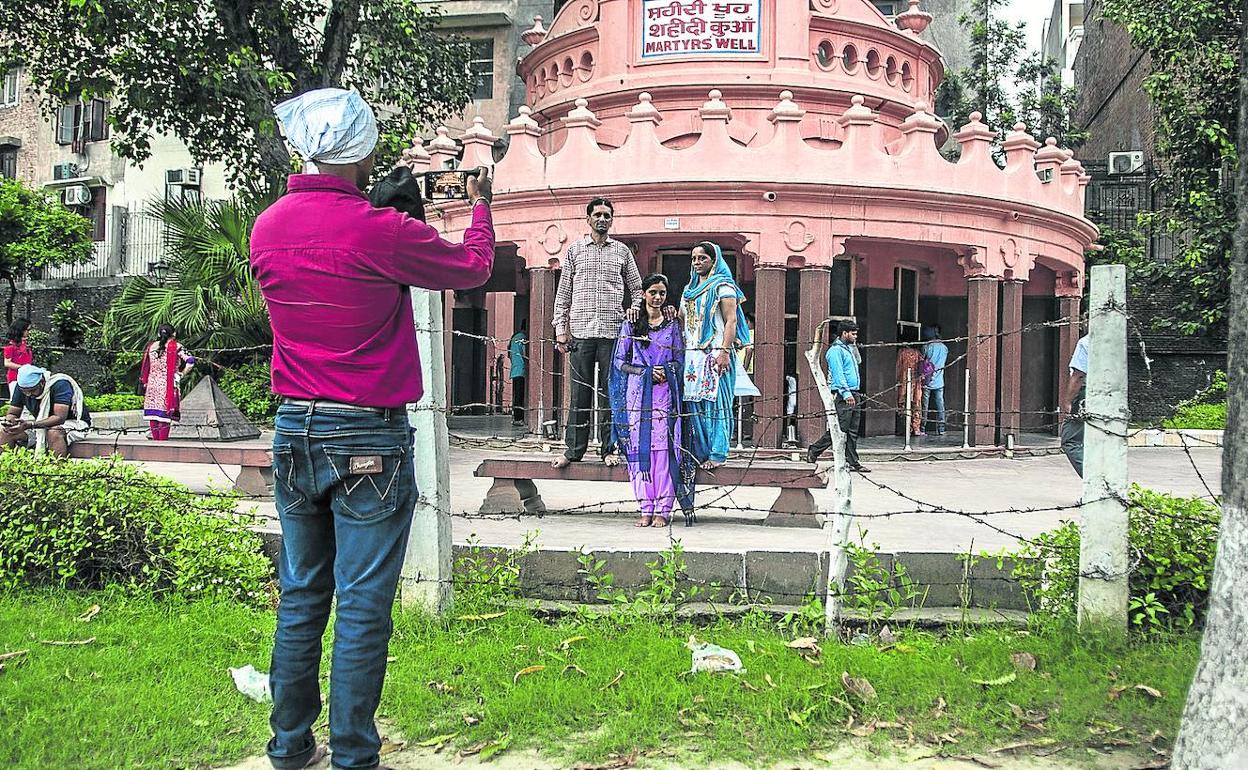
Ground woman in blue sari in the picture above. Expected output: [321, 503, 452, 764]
[681, 241, 751, 469]
[609, 274, 698, 527]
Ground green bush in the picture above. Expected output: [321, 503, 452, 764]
[51, 299, 93, 348]
[1163, 402, 1227, 430]
[1163, 370, 1228, 429]
[0, 451, 272, 606]
[84, 393, 145, 412]
[218, 363, 280, 423]
[23, 328, 61, 368]
[1008, 485, 1221, 633]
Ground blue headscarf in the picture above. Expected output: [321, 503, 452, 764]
[681, 242, 751, 349]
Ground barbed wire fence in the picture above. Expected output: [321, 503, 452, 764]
[10, 270, 1227, 634]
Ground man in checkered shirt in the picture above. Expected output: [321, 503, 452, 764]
[551, 197, 643, 469]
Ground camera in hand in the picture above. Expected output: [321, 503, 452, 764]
[422, 169, 479, 202]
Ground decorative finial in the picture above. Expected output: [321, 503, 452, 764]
[1045, 136, 1057, 146]
[1013, 121, 1026, 132]
[896, 0, 933, 34]
[521, 15, 548, 46]
[851, 94, 865, 106]
[700, 89, 731, 120]
[507, 105, 540, 134]
[969, 111, 982, 122]
[565, 97, 600, 127]
[629, 92, 663, 123]
[770, 90, 805, 122]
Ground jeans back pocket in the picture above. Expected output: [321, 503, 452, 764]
[321, 444, 411, 521]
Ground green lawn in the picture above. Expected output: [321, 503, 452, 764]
[0, 590, 1199, 770]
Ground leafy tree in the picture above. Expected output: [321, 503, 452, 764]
[1102, 0, 1242, 338]
[102, 195, 272, 355]
[0, 1, 477, 190]
[0, 177, 94, 324]
[936, 0, 1085, 159]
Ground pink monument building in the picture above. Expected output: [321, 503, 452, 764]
[419, 0, 1096, 448]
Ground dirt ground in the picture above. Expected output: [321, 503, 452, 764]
[215, 740, 1163, 770]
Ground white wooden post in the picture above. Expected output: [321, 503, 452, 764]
[1077, 264, 1129, 633]
[961, 368, 971, 450]
[805, 321, 853, 636]
[401, 289, 453, 613]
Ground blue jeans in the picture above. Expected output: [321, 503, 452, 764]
[923, 387, 946, 434]
[267, 402, 417, 770]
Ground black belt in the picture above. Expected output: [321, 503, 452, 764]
[282, 398, 392, 415]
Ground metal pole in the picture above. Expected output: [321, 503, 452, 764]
[735, 397, 744, 450]
[904, 368, 913, 452]
[1077, 264, 1130, 634]
[962, 368, 971, 450]
[401, 289, 453, 613]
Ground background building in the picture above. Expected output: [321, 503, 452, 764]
[1041, 1, 1084, 87]
[1071, 0, 1225, 420]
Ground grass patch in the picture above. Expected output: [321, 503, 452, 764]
[1162, 401, 1227, 430]
[0, 590, 1199, 769]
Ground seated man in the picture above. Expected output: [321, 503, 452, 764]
[1, 365, 92, 457]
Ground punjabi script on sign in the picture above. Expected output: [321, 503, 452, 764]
[641, 0, 763, 58]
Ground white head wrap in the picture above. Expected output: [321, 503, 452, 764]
[274, 88, 379, 171]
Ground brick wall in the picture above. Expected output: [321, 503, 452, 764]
[0, 67, 45, 184]
[1072, 0, 1157, 162]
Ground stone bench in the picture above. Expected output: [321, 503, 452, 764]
[474, 456, 828, 527]
[69, 435, 274, 497]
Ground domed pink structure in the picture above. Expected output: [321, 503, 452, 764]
[423, 0, 1096, 448]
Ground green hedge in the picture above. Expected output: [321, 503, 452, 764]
[1162, 402, 1227, 431]
[1008, 485, 1221, 633]
[0, 451, 272, 606]
[218, 363, 280, 423]
[84, 393, 145, 413]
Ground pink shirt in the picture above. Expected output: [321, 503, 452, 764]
[251, 174, 495, 407]
[4, 341, 32, 384]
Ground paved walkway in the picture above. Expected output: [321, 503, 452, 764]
[133, 445, 1221, 556]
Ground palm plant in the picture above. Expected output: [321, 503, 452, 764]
[103, 194, 275, 358]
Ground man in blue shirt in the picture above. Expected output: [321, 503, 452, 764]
[1, 365, 92, 457]
[922, 326, 949, 435]
[806, 320, 869, 472]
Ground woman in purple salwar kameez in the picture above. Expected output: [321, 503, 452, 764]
[610, 274, 698, 527]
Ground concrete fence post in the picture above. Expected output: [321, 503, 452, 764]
[1077, 264, 1130, 633]
[401, 289, 453, 613]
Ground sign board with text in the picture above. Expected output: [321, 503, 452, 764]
[641, 0, 764, 60]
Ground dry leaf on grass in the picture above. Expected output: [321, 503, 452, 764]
[931, 696, 947, 718]
[0, 649, 29, 663]
[787, 637, 822, 657]
[455, 612, 506, 621]
[600, 670, 625, 691]
[512, 664, 545, 684]
[570, 750, 639, 770]
[379, 738, 405, 756]
[740, 680, 760, 692]
[76, 605, 101, 623]
[416, 733, 458, 748]
[1108, 683, 1164, 700]
[558, 635, 588, 651]
[840, 671, 877, 702]
[455, 741, 488, 763]
[972, 672, 1017, 687]
[1134, 684, 1164, 699]
[990, 738, 1058, 753]
[463, 714, 480, 726]
[428, 680, 455, 694]
[764, 673, 778, 688]
[562, 664, 587, 676]
[1010, 652, 1037, 671]
[40, 637, 96, 646]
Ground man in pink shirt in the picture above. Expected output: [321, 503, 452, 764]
[252, 88, 494, 770]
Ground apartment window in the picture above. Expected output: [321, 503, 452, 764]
[470, 39, 495, 100]
[871, 1, 899, 16]
[1, 70, 18, 108]
[65, 185, 107, 241]
[56, 98, 110, 146]
[0, 148, 16, 179]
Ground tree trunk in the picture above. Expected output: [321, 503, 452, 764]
[4, 272, 17, 326]
[1169, 18, 1248, 769]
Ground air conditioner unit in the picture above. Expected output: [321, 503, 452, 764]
[165, 167, 202, 187]
[1108, 151, 1145, 175]
[62, 185, 92, 206]
[52, 162, 79, 180]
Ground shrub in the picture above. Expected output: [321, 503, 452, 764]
[0, 451, 272, 606]
[23, 328, 61, 368]
[51, 299, 93, 348]
[1162, 402, 1227, 430]
[1164, 370, 1228, 429]
[218, 363, 280, 423]
[1007, 485, 1221, 633]
[84, 393, 145, 412]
